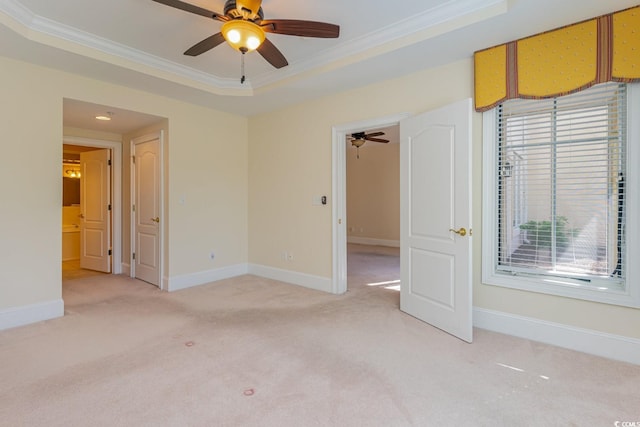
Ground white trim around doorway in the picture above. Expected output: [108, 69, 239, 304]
[63, 136, 123, 275]
[331, 113, 410, 295]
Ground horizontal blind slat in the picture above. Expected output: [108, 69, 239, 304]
[496, 82, 626, 282]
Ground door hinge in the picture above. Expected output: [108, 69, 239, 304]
[132, 252, 136, 260]
[108, 204, 112, 211]
[108, 249, 112, 256]
[132, 204, 136, 212]
[132, 155, 135, 164]
[108, 159, 112, 166]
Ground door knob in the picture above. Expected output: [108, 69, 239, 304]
[449, 227, 467, 236]
[151, 217, 160, 223]
[79, 213, 85, 219]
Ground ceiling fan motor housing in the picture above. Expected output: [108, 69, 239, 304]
[224, 0, 264, 20]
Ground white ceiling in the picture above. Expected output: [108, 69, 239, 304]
[63, 99, 166, 134]
[1, 0, 638, 130]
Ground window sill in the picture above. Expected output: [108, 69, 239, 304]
[482, 269, 640, 308]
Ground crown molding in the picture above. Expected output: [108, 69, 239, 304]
[250, 0, 508, 89]
[0, 0, 250, 95]
[0, 0, 507, 96]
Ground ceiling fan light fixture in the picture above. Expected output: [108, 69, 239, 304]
[221, 20, 265, 52]
[352, 139, 366, 148]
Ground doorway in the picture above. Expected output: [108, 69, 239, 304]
[332, 113, 410, 294]
[332, 101, 473, 343]
[345, 124, 401, 292]
[62, 137, 123, 280]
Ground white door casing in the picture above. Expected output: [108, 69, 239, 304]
[80, 148, 111, 273]
[400, 98, 473, 343]
[131, 132, 163, 288]
[64, 136, 123, 275]
[332, 113, 411, 294]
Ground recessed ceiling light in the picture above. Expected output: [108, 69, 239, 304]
[95, 112, 114, 121]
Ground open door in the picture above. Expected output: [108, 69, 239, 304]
[80, 149, 112, 273]
[400, 98, 473, 342]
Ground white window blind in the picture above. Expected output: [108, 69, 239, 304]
[496, 82, 626, 288]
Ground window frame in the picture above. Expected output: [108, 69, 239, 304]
[482, 83, 640, 308]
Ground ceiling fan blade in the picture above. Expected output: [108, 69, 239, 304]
[184, 33, 226, 56]
[261, 20, 340, 38]
[365, 137, 390, 143]
[257, 38, 288, 69]
[366, 131, 385, 138]
[151, 0, 227, 22]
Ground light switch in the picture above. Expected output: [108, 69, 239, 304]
[312, 195, 328, 206]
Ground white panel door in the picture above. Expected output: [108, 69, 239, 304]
[80, 149, 111, 273]
[133, 135, 161, 287]
[400, 98, 473, 343]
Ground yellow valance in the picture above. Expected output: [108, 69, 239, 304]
[474, 5, 640, 112]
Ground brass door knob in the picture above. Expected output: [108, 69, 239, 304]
[449, 227, 467, 236]
[151, 217, 160, 223]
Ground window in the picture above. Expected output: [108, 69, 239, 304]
[483, 82, 640, 307]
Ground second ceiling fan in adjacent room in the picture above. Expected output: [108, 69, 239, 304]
[349, 131, 389, 159]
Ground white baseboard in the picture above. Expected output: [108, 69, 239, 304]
[347, 237, 400, 247]
[121, 263, 131, 276]
[249, 264, 333, 293]
[166, 263, 249, 292]
[473, 307, 640, 365]
[165, 263, 332, 294]
[0, 299, 64, 331]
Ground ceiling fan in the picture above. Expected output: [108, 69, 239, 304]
[349, 131, 389, 158]
[151, 0, 340, 81]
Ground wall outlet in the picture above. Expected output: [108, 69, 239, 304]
[287, 252, 294, 261]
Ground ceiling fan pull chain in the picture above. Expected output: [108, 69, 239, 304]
[240, 52, 246, 84]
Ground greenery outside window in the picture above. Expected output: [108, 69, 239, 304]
[482, 82, 640, 307]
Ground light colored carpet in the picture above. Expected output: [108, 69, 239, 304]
[1, 245, 638, 426]
[62, 260, 108, 281]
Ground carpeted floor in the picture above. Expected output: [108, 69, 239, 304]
[62, 260, 108, 281]
[1, 245, 638, 426]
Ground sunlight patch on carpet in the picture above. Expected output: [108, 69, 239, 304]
[367, 279, 401, 291]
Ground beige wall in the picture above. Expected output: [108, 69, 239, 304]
[2, 50, 638, 341]
[0, 58, 63, 308]
[249, 59, 474, 276]
[65, 108, 248, 280]
[249, 58, 640, 339]
[63, 127, 122, 142]
[0, 56, 248, 310]
[346, 142, 400, 243]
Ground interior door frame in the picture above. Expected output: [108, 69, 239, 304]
[62, 136, 123, 274]
[130, 131, 165, 289]
[331, 113, 411, 294]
